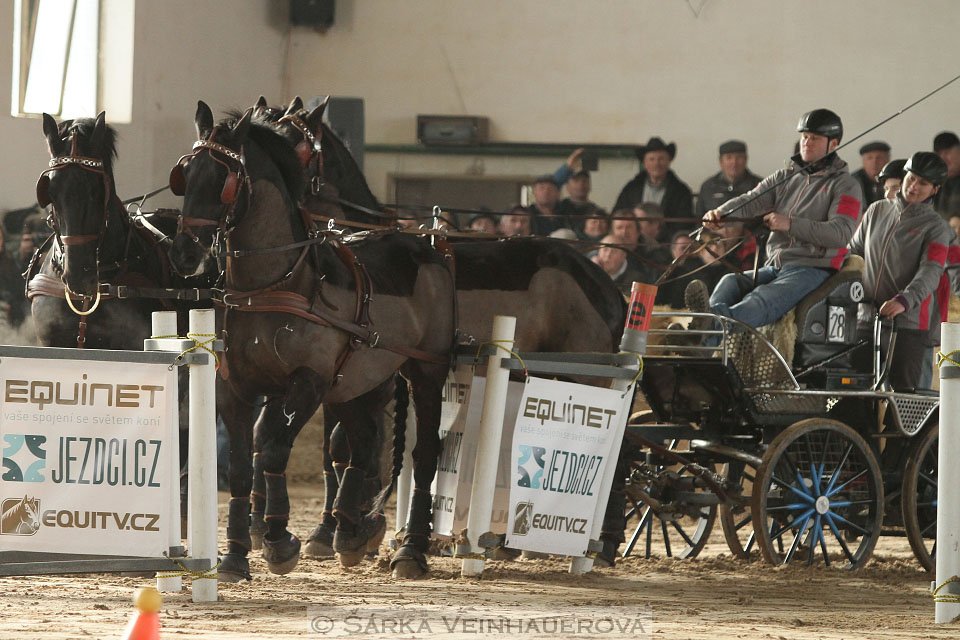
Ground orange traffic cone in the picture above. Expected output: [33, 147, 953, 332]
[121, 587, 162, 640]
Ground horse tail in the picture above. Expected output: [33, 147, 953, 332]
[369, 373, 409, 515]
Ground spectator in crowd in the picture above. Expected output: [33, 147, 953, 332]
[610, 209, 655, 281]
[851, 141, 891, 212]
[613, 136, 694, 236]
[714, 220, 761, 272]
[848, 152, 954, 391]
[934, 132, 960, 217]
[592, 234, 649, 296]
[949, 213, 960, 240]
[695, 140, 762, 217]
[468, 213, 498, 234]
[654, 231, 702, 308]
[498, 205, 532, 236]
[19, 212, 48, 270]
[877, 159, 908, 201]
[687, 108, 862, 331]
[526, 175, 566, 236]
[0, 225, 27, 327]
[634, 202, 671, 266]
[578, 207, 608, 241]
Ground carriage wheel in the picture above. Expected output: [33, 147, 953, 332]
[719, 461, 760, 559]
[752, 419, 883, 569]
[622, 412, 715, 560]
[902, 423, 938, 572]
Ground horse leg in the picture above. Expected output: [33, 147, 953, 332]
[303, 408, 339, 558]
[595, 447, 629, 567]
[218, 384, 258, 582]
[259, 367, 327, 575]
[390, 366, 445, 579]
[330, 380, 393, 566]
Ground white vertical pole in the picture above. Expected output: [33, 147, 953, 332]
[151, 311, 182, 594]
[936, 323, 960, 623]
[393, 408, 417, 549]
[461, 315, 516, 577]
[188, 309, 218, 603]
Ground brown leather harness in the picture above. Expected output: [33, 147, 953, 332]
[175, 124, 452, 385]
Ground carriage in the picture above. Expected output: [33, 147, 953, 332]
[621, 256, 940, 570]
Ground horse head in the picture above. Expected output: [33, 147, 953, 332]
[168, 101, 253, 278]
[36, 111, 117, 298]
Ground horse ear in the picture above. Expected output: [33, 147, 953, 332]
[284, 96, 304, 117]
[195, 101, 214, 139]
[303, 96, 329, 131]
[255, 95, 268, 110]
[41, 113, 60, 155]
[89, 111, 107, 154]
[232, 108, 253, 145]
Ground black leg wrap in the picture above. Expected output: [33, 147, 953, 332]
[263, 472, 291, 540]
[322, 472, 339, 522]
[403, 489, 434, 550]
[600, 489, 627, 545]
[251, 453, 266, 542]
[226, 498, 252, 555]
[332, 467, 365, 526]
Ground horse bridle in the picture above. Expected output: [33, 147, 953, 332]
[35, 130, 114, 314]
[168, 126, 250, 242]
[278, 111, 325, 193]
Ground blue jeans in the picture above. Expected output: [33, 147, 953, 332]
[710, 265, 832, 329]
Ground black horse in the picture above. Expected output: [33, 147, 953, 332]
[168, 102, 456, 578]
[271, 99, 631, 568]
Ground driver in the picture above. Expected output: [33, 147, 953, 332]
[685, 109, 862, 331]
[847, 151, 955, 390]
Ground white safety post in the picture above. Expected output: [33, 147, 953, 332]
[393, 407, 417, 549]
[188, 309, 219, 603]
[570, 282, 654, 575]
[936, 323, 960, 622]
[151, 311, 182, 594]
[461, 315, 516, 577]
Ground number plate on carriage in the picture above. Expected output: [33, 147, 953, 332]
[827, 305, 846, 343]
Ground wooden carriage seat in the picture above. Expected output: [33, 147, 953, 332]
[759, 255, 864, 368]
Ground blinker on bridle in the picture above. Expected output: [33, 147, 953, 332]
[169, 125, 249, 242]
[278, 111, 325, 194]
[35, 129, 112, 314]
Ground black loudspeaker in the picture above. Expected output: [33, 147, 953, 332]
[289, 0, 334, 28]
[308, 96, 364, 172]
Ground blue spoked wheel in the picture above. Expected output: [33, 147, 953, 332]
[752, 419, 884, 569]
[902, 423, 937, 571]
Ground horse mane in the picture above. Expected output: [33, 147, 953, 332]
[318, 121, 382, 214]
[56, 118, 118, 176]
[221, 111, 306, 203]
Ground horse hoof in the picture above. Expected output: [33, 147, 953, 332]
[250, 512, 266, 551]
[390, 544, 428, 579]
[262, 532, 301, 575]
[338, 550, 364, 568]
[304, 523, 336, 558]
[219, 553, 251, 582]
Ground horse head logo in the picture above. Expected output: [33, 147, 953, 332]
[1, 495, 42, 536]
[512, 501, 533, 536]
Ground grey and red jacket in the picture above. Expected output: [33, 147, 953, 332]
[848, 195, 954, 334]
[717, 154, 862, 270]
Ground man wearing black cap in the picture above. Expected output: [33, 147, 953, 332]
[934, 132, 960, 217]
[612, 136, 693, 236]
[525, 174, 567, 236]
[851, 141, 891, 212]
[695, 140, 762, 217]
[688, 109, 862, 331]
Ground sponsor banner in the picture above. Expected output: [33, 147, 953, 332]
[431, 373, 524, 537]
[505, 377, 630, 557]
[0, 357, 178, 556]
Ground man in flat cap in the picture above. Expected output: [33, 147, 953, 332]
[934, 132, 960, 217]
[525, 174, 567, 236]
[695, 140, 762, 218]
[851, 141, 891, 212]
[612, 136, 694, 236]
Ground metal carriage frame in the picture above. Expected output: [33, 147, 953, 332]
[624, 311, 939, 570]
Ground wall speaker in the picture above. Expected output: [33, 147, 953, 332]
[289, 0, 334, 28]
[308, 96, 364, 172]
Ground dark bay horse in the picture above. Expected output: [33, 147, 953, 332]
[168, 102, 455, 579]
[273, 100, 631, 567]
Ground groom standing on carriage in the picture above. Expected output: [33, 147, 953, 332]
[685, 109, 862, 331]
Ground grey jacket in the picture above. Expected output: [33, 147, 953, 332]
[717, 155, 862, 270]
[848, 195, 954, 333]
